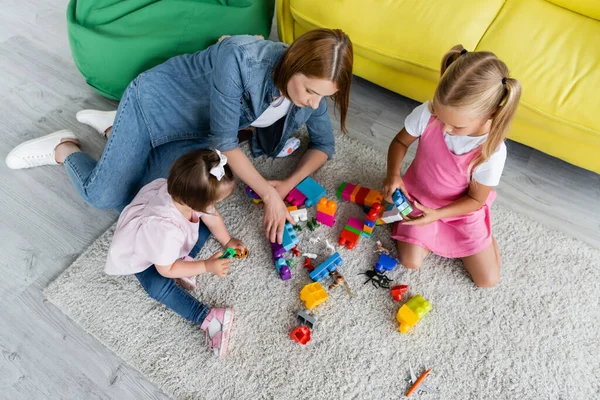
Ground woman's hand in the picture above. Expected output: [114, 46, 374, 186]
[401, 201, 440, 226]
[267, 179, 294, 200]
[382, 174, 411, 203]
[262, 193, 295, 244]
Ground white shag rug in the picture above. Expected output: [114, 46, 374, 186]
[45, 133, 600, 400]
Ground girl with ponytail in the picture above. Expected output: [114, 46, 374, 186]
[383, 45, 522, 288]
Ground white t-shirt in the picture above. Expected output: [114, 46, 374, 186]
[404, 101, 507, 186]
[251, 97, 292, 128]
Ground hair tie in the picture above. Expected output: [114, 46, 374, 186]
[502, 77, 507, 85]
[460, 49, 468, 55]
[209, 149, 228, 181]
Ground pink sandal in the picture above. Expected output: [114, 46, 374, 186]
[201, 307, 234, 359]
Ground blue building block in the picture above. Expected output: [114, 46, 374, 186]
[275, 257, 287, 273]
[296, 177, 327, 207]
[309, 252, 343, 281]
[275, 257, 292, 280]
[364, 219, 376, 228]
[392, 189, 413, 216]
[282, 222, 299, 251]
[374, 254, 398, 273]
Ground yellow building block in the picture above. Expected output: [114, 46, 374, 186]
[317, 198, 337, 216]
[300, 282, 328, 310]
[396, 295, 431, 333]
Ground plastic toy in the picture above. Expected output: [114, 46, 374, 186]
[316, 198, 337, 227]
[375, 254, 398, 273]
[396, 295, 432, 333]
[296, 177, 326, 207]
[391, 284, 409, 301]
[293, 224, 303, 232]
[309, 252, 343, 282]
[219, 248, 236, 259]
[297, 310, 317, 330]
[291, 245, 301, 257]
[360, 269, 393, 288]
[245, 186, 262, 204]
[271, 242, 286, 259]
[282, 222, 299, 251]
[362, 202, 381, 238]
[300, 282, 328, 310]
[325, 239, 336, 255]
[306, 217, 319, 232]
[328, 270, 355, 297]
[303, 257, 315, 272]
[377, 203, 403, 225]
[374, 240, 390, 255]
[302, 253, 317, 259]
[290, 208, 308, 223]
[285, 187, 307, 206]
[290, 326, 311, 345]
[392, 189, 413, 216]
[336, 182, 383, 207]
[406, 364, 434, 397]
[275, 257, 292, 280]
[338, 228, 360, 250]
[234, 248, 249, 259]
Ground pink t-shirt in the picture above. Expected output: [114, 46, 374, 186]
[105, 179, 205, 275]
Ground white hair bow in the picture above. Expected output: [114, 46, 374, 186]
[209, 149, 228, 181]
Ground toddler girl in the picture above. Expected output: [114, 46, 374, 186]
[105, 149, 247, 358]
[383, 45, 522, 288]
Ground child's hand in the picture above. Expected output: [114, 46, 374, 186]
[225, 238, 247, 253]
[402, 201, 440, 226]
[205, 252, 232, 277]
[383, 175, 411, 203]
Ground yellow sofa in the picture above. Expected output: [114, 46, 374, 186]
[277, 0, 600, 174]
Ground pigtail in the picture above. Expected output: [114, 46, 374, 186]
[440, 44, 467, 77]
[468, 77, 522, 177]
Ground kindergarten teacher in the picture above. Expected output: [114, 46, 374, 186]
[6, 29, 354, 243]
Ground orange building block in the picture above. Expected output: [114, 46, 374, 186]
[317, 198, 337, 216]
[349, 185, 361, 203]
[364, 190, 384, 207]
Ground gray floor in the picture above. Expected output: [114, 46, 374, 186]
[1, 2, 598, 399]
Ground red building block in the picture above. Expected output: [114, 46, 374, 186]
[290, 326, 311, 345]
[391, 285, 409, 302]
[355, 187, 371, 206]
[339, 228, 360, 249]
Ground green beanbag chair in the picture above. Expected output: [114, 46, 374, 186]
[67, 0, 275, 100]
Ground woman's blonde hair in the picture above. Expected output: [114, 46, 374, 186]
[433, 44, 522, 177]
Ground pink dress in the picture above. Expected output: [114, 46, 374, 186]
[391, 117, 496, 258]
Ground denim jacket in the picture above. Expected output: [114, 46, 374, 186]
[206, 35, 335, 159]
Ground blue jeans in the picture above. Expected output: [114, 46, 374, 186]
[135, 221, 212, 325]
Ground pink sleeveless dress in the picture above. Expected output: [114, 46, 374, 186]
[391, 116, 496, 258]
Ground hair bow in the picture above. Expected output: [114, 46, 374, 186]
[209, 149, 228, 181]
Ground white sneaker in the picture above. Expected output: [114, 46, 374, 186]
[5, 130, 78, 170]
[76, 109, 116, 137]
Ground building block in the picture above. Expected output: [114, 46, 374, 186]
[396, 295, 432, 333]
[391, 285, 409, 302]
[378, 203, 403, 224]
[364, 189, 384, 207]
[282, 222, 299, 251]
[339, 182, 356, 201]
[362, 225, 374, 238]
[245, 186, 261, 201]
[290, 208, 308, 223]
[297, 310, 317, 330]
[355, 187, 370, 206]
[271, 242, 286, 259]
[336, 182, 347, 199]
[343, 224, 362, 236]
[338, 228, 360, 249]
[309, 252, 343, 281]
[366, 202, 381, 222]
[285, 187, 307, 206]
[287, 205, 298, 212]
[290, 326, 311, 345]
[349, 185, 361, 203]
[375, 254, 398, 273]
[300, 282, 328, 310]
[346, 217, 364, 231]
[275, 257, 291, 280]
[219, 248, 236, 259]
[392, 189, 413, 216]
[316, 211, 335, 227]
[317, 198, 337, 216]
[296, 177, 326, 207]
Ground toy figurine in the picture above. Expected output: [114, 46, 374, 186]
[328, 270, 355, 297]
[303, 257, 315, 272]
[374, 240, 390, 255]
[325, 239, 336, 255]
[359, 268, 393, 289]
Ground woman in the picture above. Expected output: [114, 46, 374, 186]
[6, 29, 353, 244]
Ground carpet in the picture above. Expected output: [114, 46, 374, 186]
[45, 133, 600, 399]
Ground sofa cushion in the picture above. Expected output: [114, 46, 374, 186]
[289, 0, 505, 81]
[477, 0, 600, 141]
[545, 0, 600, 21]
